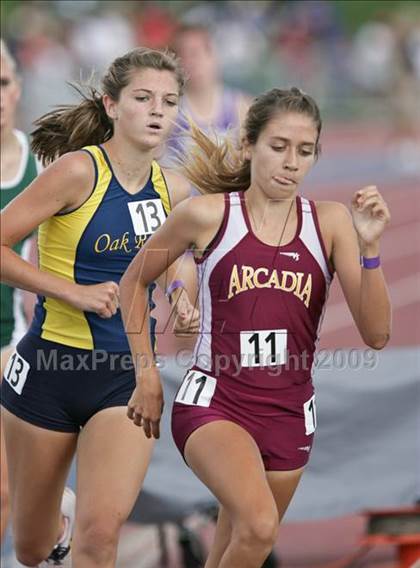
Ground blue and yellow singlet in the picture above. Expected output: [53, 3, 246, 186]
[30, 145, 171, 351]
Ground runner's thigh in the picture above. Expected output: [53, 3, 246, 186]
[75, 407, 154, 530]
[184, 420, 277, 522]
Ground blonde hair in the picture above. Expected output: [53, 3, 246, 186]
[182, 87, 322, 194]
[180, 122, 250, 194]
[31, 47, 186, 166]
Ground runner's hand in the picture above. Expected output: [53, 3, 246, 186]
[67, 281, 120, 318]
[127, 368, 163, 439]
[173, 288, 200, 336]
[351, 186, 390, 245]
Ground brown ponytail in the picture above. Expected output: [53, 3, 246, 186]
[31, 85, 112, 166]
[181, 87, 322, 195]
[31, 47, 186, 165]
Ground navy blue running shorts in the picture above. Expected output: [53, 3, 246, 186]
[1, 334, 136, 432]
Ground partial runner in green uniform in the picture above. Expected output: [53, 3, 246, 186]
[1, 129, 41, 348]
[0, 44, 41, 351]
[0, 38, 40, 543]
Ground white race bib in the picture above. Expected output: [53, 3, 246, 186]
[3, 350, 30, 395]
[240, 329, 288, 367]
[128, 199, 166, 236]
[303, 394, 317, 435]
[175, 370, 217, 407]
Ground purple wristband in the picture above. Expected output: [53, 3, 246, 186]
[166, 279, 185, 302]
[360, 255, 380, 269]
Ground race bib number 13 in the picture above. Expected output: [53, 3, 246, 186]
[3, 351, 30, 395]
[128, 200, 166, 236]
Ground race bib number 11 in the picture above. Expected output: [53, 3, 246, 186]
[175, 370, 217, 407]
[240, 329, 288, 367]
[303, 394, 317, 435]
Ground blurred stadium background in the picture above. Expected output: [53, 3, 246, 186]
[1, 1, 419, 567]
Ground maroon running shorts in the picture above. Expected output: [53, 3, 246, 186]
[171, 366, 316, 471]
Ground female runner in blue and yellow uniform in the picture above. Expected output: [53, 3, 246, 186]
[0, 48, 197, 567]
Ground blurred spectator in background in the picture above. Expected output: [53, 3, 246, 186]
[349, 7, 420, 177]
[69, 4, 136, 72]
[387, 10, 420, 176]
[133, 2, 178, 49]
[271, 0, 345, 105]
[5, 1, 78, 131]
[181, 1, 270, 85]
[163, 23, 252, 165]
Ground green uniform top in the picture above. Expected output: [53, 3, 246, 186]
[1, 130, 42, 348]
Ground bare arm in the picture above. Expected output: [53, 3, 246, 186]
[163, 168, 192, 207]
[155, 168, 192, 295]
[328, 187, 391, 349]
[0, 151, 119, 318]
[155, 168, 199, 333]
[22, 234, 38, 323]
[120, 195, 222, 437]
[120, 197, 205, 364]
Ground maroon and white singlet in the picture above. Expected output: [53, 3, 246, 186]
[172, 191, 334, 470]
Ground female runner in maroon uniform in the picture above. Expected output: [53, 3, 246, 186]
[120, 87, 391, 568]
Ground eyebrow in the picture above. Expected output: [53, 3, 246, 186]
[132, 88, 179, 97]
[270, 136, 315, 147]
